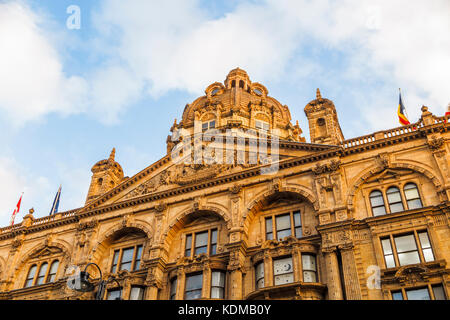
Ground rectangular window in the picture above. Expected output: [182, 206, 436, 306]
[381, 238, 395, 268]
[381, 231, 434, 268]
[273, 257, 294, 286]
[185, 274, 203, 300]
[265, 210, 303, 241]
[210, 271, 225, 299]
[106, 289, 122, 300]
[202, 120, 216, 132]
[406, 287, 430, 300]
[432, 284, 446, 300]
[129, 286, 145, 300]
[302, 254, 317, 283]
[185, 229, 218, 258]
[265, 217, 273, 240]
[111, 245, 143, 273]
[391, 285, 446, 300]
[210, 229, 218, 255]
[391, 291, 403, 300]
[255, 262, 265, 289]
[170, 278, 177, 300]
[255, 120, 269, 131]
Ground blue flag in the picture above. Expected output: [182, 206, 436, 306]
[49, 185, 61, 215]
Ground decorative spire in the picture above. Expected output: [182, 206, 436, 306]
[109, 148, 116, 161]
[316, 88, 322, 99]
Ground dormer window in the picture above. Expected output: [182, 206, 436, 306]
[255, 120, 269, 131]
[202, 120, 216, 132]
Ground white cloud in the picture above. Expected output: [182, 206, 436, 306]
[0, 1, 88, 125]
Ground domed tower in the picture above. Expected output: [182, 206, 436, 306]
[304, 89, 344, 145]
[85, 148, 124, 204]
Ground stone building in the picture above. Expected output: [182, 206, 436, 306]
[0, 68, 448, 300]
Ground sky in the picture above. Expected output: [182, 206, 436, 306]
[0, 0, 449, 227]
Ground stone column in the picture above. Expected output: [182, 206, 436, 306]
[339, 245, 362, 300]
[322, 247, 344, 300]
[226, 243, 246, 300]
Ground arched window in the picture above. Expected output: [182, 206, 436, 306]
[24, 265, 37, 287]
[239, 80, 244, 88]
[386, 187, 404, 213]
[47, 260, 59, 283]
[369, 190, 386, 216]
[231, 80, 236, 88]
[404, 183, 423, 209]
[35, 262, 48, 285]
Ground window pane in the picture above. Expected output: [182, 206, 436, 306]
[418, 232, 431, 248]
[390, 203, 404, 213]
[432, 285, 446, 300]
[381, 239, 393, 254]
[134, 245, 143, 270]
[370, 191, 385, 206]
[404, 188, 419, 200]
[211, 229, 217, 244]
[392, 291, 403, 300]
[256, 278, 265, 289]
[372, 206, 387, 216]
[211, 287, 224, 299]
[276, 214, 291, 230]
[107, 289, 122, 300]
[25, 265, 37, 287]
[407, 199, 422, 210]
[422, 248, 435, 262]
[274, 273, 294, 285]
[210, 121, 215, 129]
[211, 271, 225, 287]
[130, 287, 144, 300]
[293, 211, 301, 226]
[277, 229, 291, 240]
[121, 247, 134, 263]
[186, 274, 203, 291]
[47, 260, 59, 283]
[195, 232, 208, 247]
[394, 235, 417, 253]
[36, 263, 48, 285]
[265, 217, 273, 239]
[170, 278, 177, 300]
[185, 235, 192, 249]
[302, 254, 316, 271]
[303, 271, 317, 283]
[406, 288, 430, 300]
[398, 252, 420, 266]
[111, 250, 120, 273]
[295, 226, 302, 238]
[385, 255, 396, 268]
[273, 257, 293, 275]
[387, 188, 402, 202]
[120, 262, 132, 271]
[194, 246, 207, 255]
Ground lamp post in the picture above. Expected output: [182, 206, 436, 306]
[68, 262, 122, 300]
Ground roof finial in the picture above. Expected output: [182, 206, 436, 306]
[109, 148, 116, 161]
[316, 88, 322, 99]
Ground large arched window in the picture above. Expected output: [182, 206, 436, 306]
[404, 183, 423, 209]
[369, 190, 386, 216]
[386, 187, 404, 213]
[24, 265, 37, 288]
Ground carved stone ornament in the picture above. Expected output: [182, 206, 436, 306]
[375, 153, 390, 169]
[312, 160, 341, 175]
[393, 265, 428, 285]
[77, 220, 98, 231]
[155, 203, 167, 213]
[427, 135, 444, 150]
[229, 184, 241, 194]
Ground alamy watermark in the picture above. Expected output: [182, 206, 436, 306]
[66, 5, 81, 30]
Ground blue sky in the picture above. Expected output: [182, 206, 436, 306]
[0, 0, 449, 226]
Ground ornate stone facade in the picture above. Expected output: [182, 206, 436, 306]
[0, 69, 449, 300]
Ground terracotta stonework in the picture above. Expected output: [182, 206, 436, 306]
[0, 69, 449, 300]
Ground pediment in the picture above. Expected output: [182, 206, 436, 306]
[30, 246, 63, 259]
[366, 168, 414, 183]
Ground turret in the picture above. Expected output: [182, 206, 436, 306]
[304, 89, 344, 145]
[85, 148, 124, 204]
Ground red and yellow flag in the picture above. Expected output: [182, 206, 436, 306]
[397, 90, 410, 125]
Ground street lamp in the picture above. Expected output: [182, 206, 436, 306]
[68, 262, 122, 300]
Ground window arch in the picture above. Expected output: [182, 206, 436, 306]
[386, 187, 404, 213]
[24, 265, 37, 288]
[404, 183, 423, 209]
[369, 190, 386, 216]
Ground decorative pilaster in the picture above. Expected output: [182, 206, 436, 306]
[322, 247, 344, 300]
[339, 245, 362, 300]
